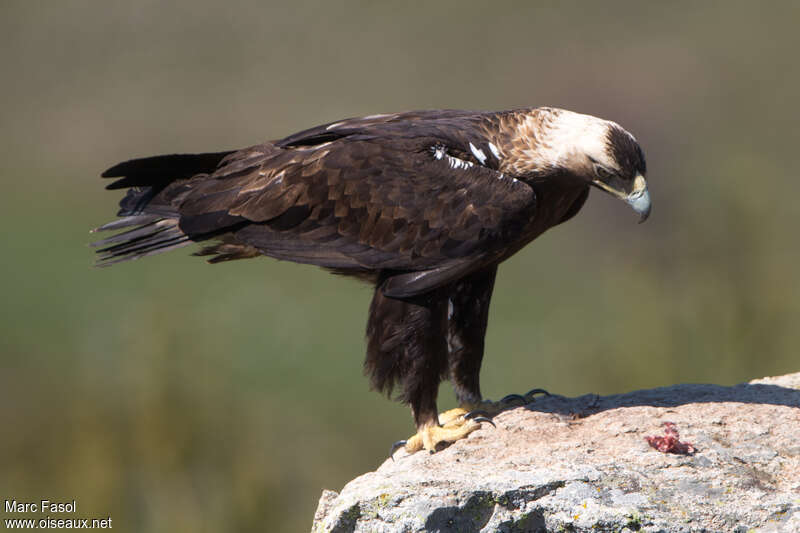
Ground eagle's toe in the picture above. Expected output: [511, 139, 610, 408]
[417, 422, 485, 454]
[392, 415, 493, 457]
[391, 393, 554, 458]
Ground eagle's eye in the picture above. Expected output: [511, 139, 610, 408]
[593, 164, 615, 180]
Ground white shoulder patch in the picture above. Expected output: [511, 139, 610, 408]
[469, 142, 487, 164]
[432, 145, 474, 170]
[447, 155, 474, 170]
[431, 144, 519, 183]
[488, 142, 501, 160]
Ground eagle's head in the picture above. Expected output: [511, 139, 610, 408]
[505, 108, 650, 221]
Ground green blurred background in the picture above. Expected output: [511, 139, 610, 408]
[1, 1, 798, 531]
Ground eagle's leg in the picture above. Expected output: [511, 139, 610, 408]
[366, 283, 488, 454]
[438, 266, 498, 425]
[441, 266, 551, 422]
[404, 267, 503, 453]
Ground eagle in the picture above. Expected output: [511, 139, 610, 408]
[92, 107, 650, 454]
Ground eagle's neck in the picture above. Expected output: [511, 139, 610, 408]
[488, 107, 607, 180]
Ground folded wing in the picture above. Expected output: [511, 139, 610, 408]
[96, 115, 536, 297]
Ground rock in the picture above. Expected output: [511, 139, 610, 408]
[311, 373, 800, 532]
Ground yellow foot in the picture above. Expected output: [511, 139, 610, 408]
[390, 389, 551, 457]
[437, 406, 471, 425]
[391, 406, 496, 456]
[401, 420, 485, 454]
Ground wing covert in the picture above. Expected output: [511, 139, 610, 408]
[177, 134, 536, 296]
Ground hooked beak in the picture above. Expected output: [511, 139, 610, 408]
[591, 173, 651, 223]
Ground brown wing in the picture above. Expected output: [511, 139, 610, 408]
[173, 132, 534, 297]
[275, 109, 480, 148]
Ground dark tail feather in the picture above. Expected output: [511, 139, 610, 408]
[95, 238, 193, 267]
[92, 218, 191, 267]
[90, 219, 177, 248]
[91, 214, 161, 233]
[93, 151, 234, 266]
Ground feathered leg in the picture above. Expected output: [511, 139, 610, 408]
[441, 265, 550, 427]
[446, 266, 497, 407]
[366, 284, 488, 454]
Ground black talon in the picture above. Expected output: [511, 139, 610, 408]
[464, 409, 491, 420]
[468, 416, 496, 428]
[389, 440, 407, 460]
[523, 388, 551, 401]
[500, 393, 526, 404]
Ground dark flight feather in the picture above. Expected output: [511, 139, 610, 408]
[102, 152, 235, 190]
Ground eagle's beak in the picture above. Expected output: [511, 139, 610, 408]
[626, 174, 651, 223]
[591, 174, 651, 223]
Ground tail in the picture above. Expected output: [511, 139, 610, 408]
[91, 151, 234, 266]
